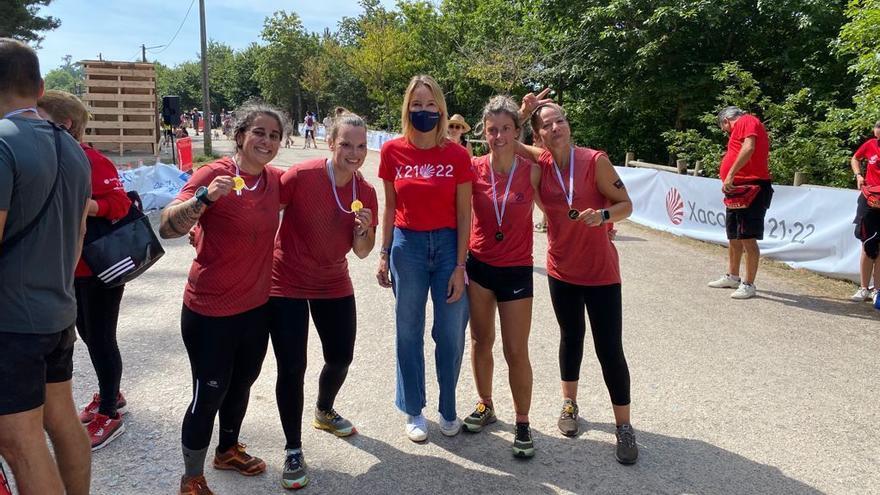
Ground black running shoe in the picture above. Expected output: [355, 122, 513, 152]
[615, 424, 639, 464]
[462, 402, 496, 433]
[512, 422, 535, 458]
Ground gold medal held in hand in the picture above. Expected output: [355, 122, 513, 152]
[233, 176, 245, 191]
[351, 200, 364, 212]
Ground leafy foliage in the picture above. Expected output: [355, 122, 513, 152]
[0, 0, 60, 46]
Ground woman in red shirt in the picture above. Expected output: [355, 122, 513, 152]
[37, 90, 132, 451]
[459, 96, 539, 458]
[269, 113, 378, 489]
[518, 92, 639, 465]
[160, 103, 286, 495]
[376, 75, 473, 442]
[850, 120, 880, 303]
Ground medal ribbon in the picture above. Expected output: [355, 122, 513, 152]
[489, 155, 518, 232]
[552, 147, 576, 210]
[327, 159, 358, 213]
[233, 155, 263, 195]
[3, 107, 39, 119]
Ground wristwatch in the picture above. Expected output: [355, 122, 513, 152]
[195, 186, 213, 207]
[600, 209, 611, 224]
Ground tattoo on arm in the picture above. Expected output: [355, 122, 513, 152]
[613, 179, 625, 190]
[159, 199, 205, 238]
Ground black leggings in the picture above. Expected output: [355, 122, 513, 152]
[269, 296, 356, 450]
[75, 277, 125, 416]
[547, 277, 630, 406]
[180, 304, 270, 451]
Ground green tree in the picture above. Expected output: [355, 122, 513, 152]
[255, 11, 318, 130]
[300, 53, 331, 117]
[43, 68, 77, 93]
[0, 0, 60, 46]
[44, 54, 84, 94]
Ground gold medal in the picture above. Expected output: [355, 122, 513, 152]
[351, 200, 364, 212]
[233, 176, 245, 191]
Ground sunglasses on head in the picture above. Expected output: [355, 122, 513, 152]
[449, 124, 463, 130]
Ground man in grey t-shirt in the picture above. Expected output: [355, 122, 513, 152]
[0, 38, 92, 495]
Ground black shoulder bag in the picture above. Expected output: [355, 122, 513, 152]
[0, 125, 63, 259]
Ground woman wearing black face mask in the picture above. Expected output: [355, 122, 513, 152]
[376, 75, 473, 442]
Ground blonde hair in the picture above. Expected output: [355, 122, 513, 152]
[400, 75, 448, 147]
[37, 90, 89, 141]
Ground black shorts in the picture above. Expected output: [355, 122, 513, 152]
[305, 129, 314, 138]
[855, 196, 880, 259]
[0, 325, 76, 415]
[725, 180, 773, 240]
[466, 254, 533, 302]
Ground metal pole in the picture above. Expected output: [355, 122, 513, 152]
[198, 0, 212, 155]
[141, 44, 146, 63]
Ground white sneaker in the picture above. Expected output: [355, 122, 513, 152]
[405, 414, 428, 442]
[730, 283, 757, 299]
[708, 274, 741, 289]
[439, 417, 462, 437]
[851, 287, 872, 302]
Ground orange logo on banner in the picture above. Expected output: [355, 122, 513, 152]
[177, 137, 193, 172]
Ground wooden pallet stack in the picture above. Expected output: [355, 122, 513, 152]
[80, 60, 158, 156]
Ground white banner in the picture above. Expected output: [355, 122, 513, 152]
[299, 124, 400, 151]
[615, 167, 862, 282]
[118, 162, 190, 211]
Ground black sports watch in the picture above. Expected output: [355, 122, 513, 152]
[600, 209, 611, 223]
[195, 186, 213, 207]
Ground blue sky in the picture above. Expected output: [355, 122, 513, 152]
[35, 0, 397, 74]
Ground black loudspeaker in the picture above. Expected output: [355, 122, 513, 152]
[162, 95, 181, 126]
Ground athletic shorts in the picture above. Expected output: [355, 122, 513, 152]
[725, 180, 773, 240]
[0, 325, 76, 415]
[466, 254, 533, 302]
[854, 195, 880, 259]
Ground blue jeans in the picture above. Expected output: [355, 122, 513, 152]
[390, 227, 469, 421]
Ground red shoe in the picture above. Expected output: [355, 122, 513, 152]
[79, 392, 128, 423]
[0, 463, 12, 495]
[213, 443, 266, 476]
[180, 475, 214, 495]
[86, 413, 126, 451]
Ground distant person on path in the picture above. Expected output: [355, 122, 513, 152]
[160, 102, 286, 495]
[37, 90, 133, 452]
[518, 90, 639, 465]
[376, 75, 472, 442]
[850, 120, 880, 304]
[0, 38, 93, 495]
[191, 108, 200, 136]
[323, 113, 332, 132]
[269, 113, 378, 489]
[447, 113, 473, 156]
[707, 106, 773, 300]
[303, 111, 316, 149]
[461, 96, 539, 458]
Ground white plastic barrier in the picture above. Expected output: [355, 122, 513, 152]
[615, 167, 862, 282]
[299, 124, 399, 151]
[118, 162, 190, 211]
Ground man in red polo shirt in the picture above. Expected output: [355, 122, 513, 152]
[849, 120, 880, 303]
[707, 106, 773, 300]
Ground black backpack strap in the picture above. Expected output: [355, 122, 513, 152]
[0, 125, 63, 258]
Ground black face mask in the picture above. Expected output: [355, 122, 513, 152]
[409, 110, 441, 133]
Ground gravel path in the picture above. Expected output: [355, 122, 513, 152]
[19, 139, 878, 494]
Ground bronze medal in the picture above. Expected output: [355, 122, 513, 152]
[568, 208, 579, 220]
[495, 231, 504, 242]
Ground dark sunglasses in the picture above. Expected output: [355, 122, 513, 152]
[449, 124, 463, 130]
